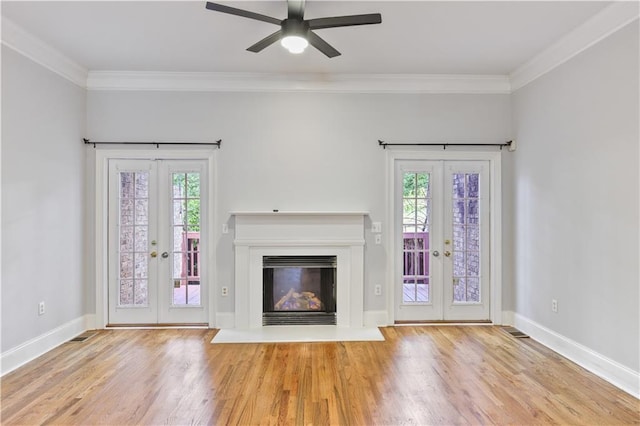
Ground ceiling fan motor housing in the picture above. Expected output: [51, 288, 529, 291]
[282, 18, 310, 38]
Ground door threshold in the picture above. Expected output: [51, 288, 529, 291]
[394, 320, 492, 326]
[106, 323, 209, 329]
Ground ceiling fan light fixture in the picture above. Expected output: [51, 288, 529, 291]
[281, 35, 308, 54]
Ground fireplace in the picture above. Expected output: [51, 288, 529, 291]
[263, 255, 337, 325]
[231, 211, 366, 329]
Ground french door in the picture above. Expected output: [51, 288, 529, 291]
[108, 159, 208, 324]
[395, 160, 490, 321]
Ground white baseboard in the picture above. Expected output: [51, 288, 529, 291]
[1, 315, 88, 376]
[364, 310, 388, 327]
[510, 311, 640, 398]
[215, 312, 235, 329]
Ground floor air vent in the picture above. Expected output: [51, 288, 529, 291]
[69, 331, 98, 342]
[502, 327, 529, 338]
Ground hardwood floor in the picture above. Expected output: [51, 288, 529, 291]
[1, 326, 638, 425]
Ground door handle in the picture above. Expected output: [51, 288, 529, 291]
[161, 252, 169, 259]
[150, 251, 157, 258]
[432, 250, 440, 257]
[444, 251, 451, 257]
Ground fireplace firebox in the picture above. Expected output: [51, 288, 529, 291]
[263, 255, 337, 326]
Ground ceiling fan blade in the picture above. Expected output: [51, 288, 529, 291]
[287, 0, 305, 20]
[247, 30, 284, 53]
[205, 2, 281, 26]
[308, 13, 382, 30]
[307, 31, 340, 58]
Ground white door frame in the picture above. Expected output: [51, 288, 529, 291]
[386, 149, 503, 325]
[92, 148, 217, 328]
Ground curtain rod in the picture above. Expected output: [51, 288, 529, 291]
[378, 140, 513, 150]
[83, 138, 221, 149]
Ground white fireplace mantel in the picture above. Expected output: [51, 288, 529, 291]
[232, 212, 367, 329]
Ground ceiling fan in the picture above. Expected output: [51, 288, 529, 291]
[205, 0, 382, 58]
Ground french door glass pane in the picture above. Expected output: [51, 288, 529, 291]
[402, 172, 431, 303]
[118, 172, 149, 306]
[452, 172, 481, 303]
[171, 172, 201, 306]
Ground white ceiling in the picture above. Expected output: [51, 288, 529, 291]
[2, 1, 612, 76]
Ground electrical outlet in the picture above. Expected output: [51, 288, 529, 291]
[551, 299, 558, 313]
[221, 286, 229, 297]
[38, 301, 45, 316]
[222, 223, 229, 234]
[374, 285, 382, 296]
[371, 222, 382, 233]
[374, 234, 382, 244]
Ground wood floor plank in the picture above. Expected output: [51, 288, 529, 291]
[1, 326, 638, 425]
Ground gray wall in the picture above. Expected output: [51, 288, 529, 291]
[1, 46, 87, 351]
[508, 22, 639, 371]
[87, 91, 512, 315]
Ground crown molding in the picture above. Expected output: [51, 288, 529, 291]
[86, 71, 511, 94]
[1, 17, 88, 88]
[510, 1, 640, 92]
